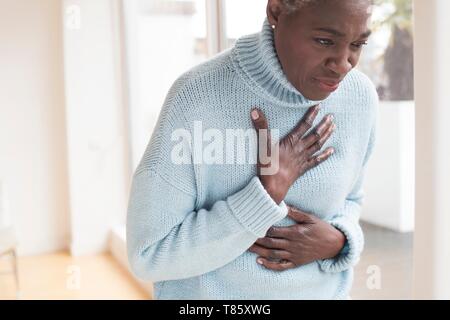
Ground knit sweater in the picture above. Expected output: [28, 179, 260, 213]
[126, 18, 378, 300]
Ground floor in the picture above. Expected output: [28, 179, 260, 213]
[0, 223, 412, 300]
[351, 222, 413, 299]
[0, 252, 149, 300]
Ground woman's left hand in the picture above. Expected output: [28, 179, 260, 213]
[248, 205, 346, 271]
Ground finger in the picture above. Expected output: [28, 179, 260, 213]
[290, 104, 321, 140]
[302, 114, 334, 149]
[257, 257, 295, 271]
[306, 122, 336, 156]
[306, 146, 335, 170]
[251, 108, 272, 166]
[255, 237, 290, 250]
[251, 108, 268, 130]
[287, 208, 313, 223]
[266, 226, 295, 239]
[249, 244, 291, 260]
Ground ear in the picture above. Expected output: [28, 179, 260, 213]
[266, 0, 284, 27]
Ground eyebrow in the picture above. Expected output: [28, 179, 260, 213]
[313, 27, 372, 38]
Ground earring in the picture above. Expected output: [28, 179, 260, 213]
[271, 24, 276, 29]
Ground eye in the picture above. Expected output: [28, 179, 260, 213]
[352, 41, 368, 49]
[315, 38, 334, 46]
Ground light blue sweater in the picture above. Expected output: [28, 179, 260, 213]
[127, 19, 378, 300]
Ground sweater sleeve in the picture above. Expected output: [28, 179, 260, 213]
[317, 89, 378, 273]
[126, 76, 288, 282]
[127, 172, 287, 282]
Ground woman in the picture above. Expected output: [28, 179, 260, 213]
[127, 0, 377, 299]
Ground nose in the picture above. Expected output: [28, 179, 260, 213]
[325, 49, 354, 76]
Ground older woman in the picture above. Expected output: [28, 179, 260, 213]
[127, 0, 377, 299]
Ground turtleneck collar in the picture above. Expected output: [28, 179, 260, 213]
[231, 18, 324, 108]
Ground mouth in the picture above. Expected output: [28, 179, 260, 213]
[314, 78, 341, 93]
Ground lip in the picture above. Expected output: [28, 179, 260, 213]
[314, 78, 341, 92]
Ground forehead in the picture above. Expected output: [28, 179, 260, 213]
[290, 0, 372, 36]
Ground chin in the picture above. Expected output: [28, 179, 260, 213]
[296, 82, 331, 101]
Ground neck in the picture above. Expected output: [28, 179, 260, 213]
[231, 18, 324, 108]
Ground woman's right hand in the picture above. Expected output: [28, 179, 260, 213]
[250, 105, 336, 204]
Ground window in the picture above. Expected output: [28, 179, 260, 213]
[120, 0, 416, 299]
[223, 0, 267, 48]
[124, 0, 272, 169]
[124, 0, 414, 170]
[359, 0, 414, 101]
[123, 0, 208, 170]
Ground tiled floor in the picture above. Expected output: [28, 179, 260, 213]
[351, 222, 413, 300]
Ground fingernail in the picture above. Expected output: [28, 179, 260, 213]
[329, 148, 335, 154]
[257, 258, 264, 265]
[328, 114, 334, 121]
[329, 123, 336, 132]
[251, 109, 259, 120]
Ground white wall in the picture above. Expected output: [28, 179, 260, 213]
[362, 101, 415, 232]
[0, 0, 130, 257]
[62, 0, 131, 256]
[0, 0, 70, 255]
[413, 0, 450, 299]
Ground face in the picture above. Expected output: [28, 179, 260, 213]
[268, 0, 373, 100]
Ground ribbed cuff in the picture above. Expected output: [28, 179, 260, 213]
[227, 176, 288, 237]
[317, 215, 364, 273]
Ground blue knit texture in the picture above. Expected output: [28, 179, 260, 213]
[127, 19, 378, 299]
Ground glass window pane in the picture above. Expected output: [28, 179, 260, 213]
[358, 0, 414, 101]
[223, 0, 267, 49]
[127, 0, 208, 170]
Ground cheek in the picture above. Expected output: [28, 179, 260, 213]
[292, 52, 315, 81]
[352, 52, 362, 67]
[290, 48, 324, 79]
